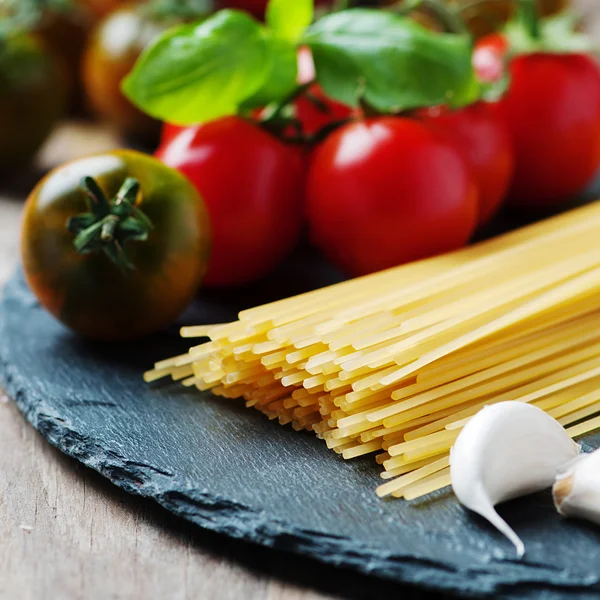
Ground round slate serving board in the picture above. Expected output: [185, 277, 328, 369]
[3, 205, 600, 599]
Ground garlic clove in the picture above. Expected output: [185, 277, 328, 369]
[450, 401, 580, 557]
[553, 449, 600, 525]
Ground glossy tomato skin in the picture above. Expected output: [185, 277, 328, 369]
[161, 123, 189, 146]
[156, 117, 305, 287]
[82, 4, 164, 142]
[420, 102, 514, 226]
[307, 118, 478, 276]
[78, 0, 122, 19]
[0, 35, 66, 176]
[21, 150, 211, 340]
[499, 53, 600, 207]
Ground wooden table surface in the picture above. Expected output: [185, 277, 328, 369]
[2, 5, 599, 597]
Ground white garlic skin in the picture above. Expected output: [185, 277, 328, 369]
[554, 449, 600, 526]
[451, 401, 580, 557]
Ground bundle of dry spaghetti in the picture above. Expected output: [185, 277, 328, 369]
[146, 201, 600, 501]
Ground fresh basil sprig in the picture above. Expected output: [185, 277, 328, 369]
[267, 0, 313, 43]
[123, 0, 479, 126]
[123, 10, 290, 125]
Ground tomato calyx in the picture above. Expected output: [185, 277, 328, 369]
[257, 80, 354, 145]
[257, 81, 313, 139]
[503, 1, 593, 56]
[67, 176, 154, 272]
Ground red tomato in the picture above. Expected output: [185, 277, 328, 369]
[160, 122, 189, 146]
[155, 117, 305, 287]
[420, 102, 514, 226]
[295, 46, 354, 136]
[307, 117, 478, 276]
[473, 33, 508, 83]
[499, 53, 600, 207]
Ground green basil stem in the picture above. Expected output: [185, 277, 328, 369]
[67, 176, 154, 273]
[517, 0, 540, 39]
[258, 80, 314, 137]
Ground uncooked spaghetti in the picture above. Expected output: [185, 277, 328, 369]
[146, 201, 600, 501]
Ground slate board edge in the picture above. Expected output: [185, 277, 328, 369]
[1, 302, 599, 600]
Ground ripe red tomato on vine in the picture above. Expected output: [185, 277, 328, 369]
[419, 102, 514, 226]
[475, 33, 600, 208]
[500, 52, 600, 208]
[306, 117, 478, 276]
[156, 117, 305, 287]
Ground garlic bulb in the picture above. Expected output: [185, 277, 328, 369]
[553, 449, 600, 525]
[450, 401, 580, 557]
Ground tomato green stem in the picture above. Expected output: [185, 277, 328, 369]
[67, 176, 154, 273]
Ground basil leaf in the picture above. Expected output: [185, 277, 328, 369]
[122, 10, 271, 125]
[242, 34, 298, 109]
[267, 0, 313, 43]
[303, 9, 479, 112]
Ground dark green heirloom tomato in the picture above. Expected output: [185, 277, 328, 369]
[0, 34, 66, 176]
[21, 150, 211, 341]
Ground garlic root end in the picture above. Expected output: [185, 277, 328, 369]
[475, 503, 526, 558]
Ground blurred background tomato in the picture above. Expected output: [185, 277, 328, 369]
[81, 3, 166, 142]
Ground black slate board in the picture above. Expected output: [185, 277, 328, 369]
[4, 198, 600, 598]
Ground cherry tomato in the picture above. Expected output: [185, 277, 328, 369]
[420, 102, 514, 226]
[156, 117, 305, 287]
[21, 150, 211, 340]
[160, 123, 190, 146]
[78, 0, 123, 19]
[307, 117, 478, 276]
[473, 33, 508, 83]
[498, 53, 600, 208]
[295, 46, 354, 137]
[0, 34, 66, 176]
[82, 4, 165, 142]
[36, 3, 93, 114]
